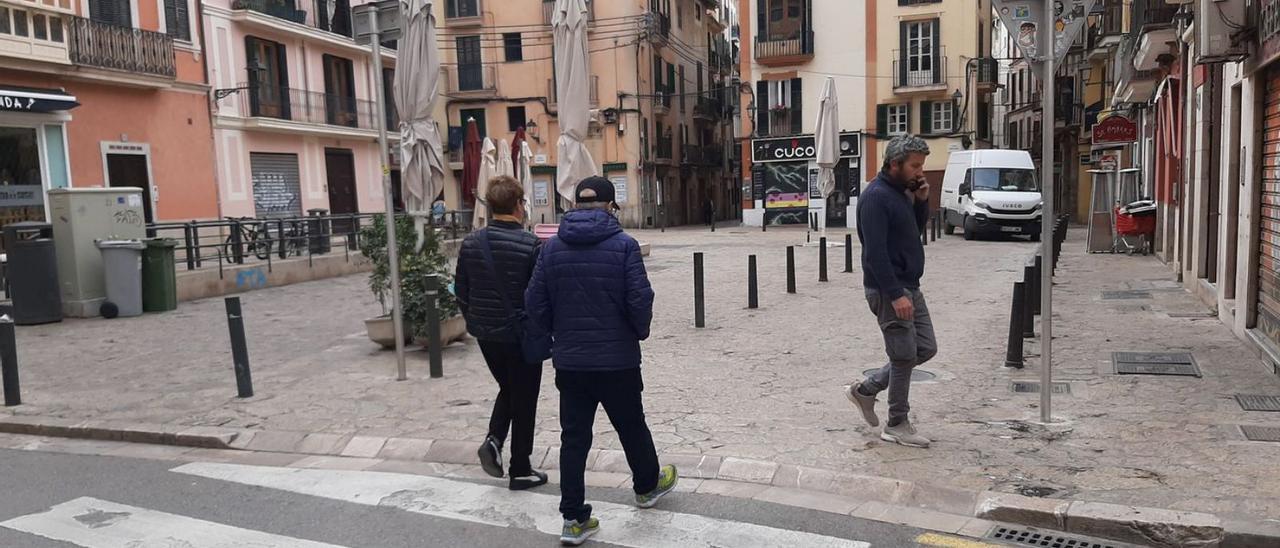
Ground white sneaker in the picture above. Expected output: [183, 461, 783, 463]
[881, 420, 930, 448]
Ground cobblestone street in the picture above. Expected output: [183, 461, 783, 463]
[8, 225, 1280, 521]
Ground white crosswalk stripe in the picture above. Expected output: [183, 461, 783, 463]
[173, 462, 871, 548]
[0, 496, 348, 548]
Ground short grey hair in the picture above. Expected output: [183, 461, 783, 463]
[574, 201, 613, 211]
[882, 135, 930, 171]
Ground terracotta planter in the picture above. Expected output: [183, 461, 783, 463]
[365, 315, 411, 349]
[413, 315, 468, 348]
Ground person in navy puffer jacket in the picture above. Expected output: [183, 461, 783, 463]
[525, 176, 678, 542]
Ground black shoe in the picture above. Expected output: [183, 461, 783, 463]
[510, 470, 548, 491]
[478, 436, 503, 478]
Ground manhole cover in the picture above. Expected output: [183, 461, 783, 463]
[1240, 425, 1280, 442]
[988, 525, 1120, 548]
[1011, 381, 1071, 394]
[1236, 394, 1280, 412]
[1112, 352, 1201, 377]
[860, 369, 936, 382]
[1101, 290, 1152, 300]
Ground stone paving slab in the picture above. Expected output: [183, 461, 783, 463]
[5, 225, 1280, 545]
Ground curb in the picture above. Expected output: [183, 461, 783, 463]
[1, 417, 1274, 547]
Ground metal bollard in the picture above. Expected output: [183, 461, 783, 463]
[694, 253, 706, 328]
[1032, 255, 1043, 316]
[819, 237, 828, 282]
[844, 233, 854, 273]
[930, 213, 938, 242]
[1, 315, 20, 406]
[786, 246, 796, 294]
[1005, 282, 1026, 369]
[425, 274, 443, 378]
[277, 220, 287, 260]
[748, 255, 759, 309]
[224, 297, 254, 398]
[184, 222, 196, 271]
[230, 219, 245, 264]
[1022, 265, 1036, 338]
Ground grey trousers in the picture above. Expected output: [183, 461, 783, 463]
[862, 288, 938, 425]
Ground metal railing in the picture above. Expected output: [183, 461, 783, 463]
[1131, 0, 1179, 36]
[754, 30, 814, 61]
[892, 47, 947, 89]
[230, 0, 358, 39]
[238, 83, 378, 129]
[446, 64, 496, 94]
[547, 75, 600, 107]
[146, 211, 475, 275]
[67, 16, 175, 78]
[647, 11, 670, 41]
[1100, 0, 1124, 36]
[693, 96, 723, 121]
[542, 0, 595, 24]
[681, 144, 722, 167]
[763, 106, 802, 137]
[656, 135, 673, 160]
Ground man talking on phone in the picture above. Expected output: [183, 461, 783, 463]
[846, 135, 937, 448]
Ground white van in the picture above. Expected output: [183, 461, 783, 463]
[940, 150, 1043, 241]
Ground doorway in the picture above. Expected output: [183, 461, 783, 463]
[106, 153, 153, 223]
[324, 148, 358, 234]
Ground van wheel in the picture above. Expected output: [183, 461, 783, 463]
[962, 216, 976, 241]
[943, 213, 956, 235]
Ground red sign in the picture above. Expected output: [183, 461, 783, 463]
[1092, 116, 1137, 145]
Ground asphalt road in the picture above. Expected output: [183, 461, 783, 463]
[0, 448, 949, 547]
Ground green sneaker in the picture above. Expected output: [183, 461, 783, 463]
[560, 517, 599, 546]
[635, 464, 679, 508]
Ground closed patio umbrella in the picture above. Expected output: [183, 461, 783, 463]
[462, 118, 481, 224]
[473, 137, 498, 229]
[497, 138, 514, 178]
[393, 0, 444, 213]
[552, 0, 599, 199]
[814, 76, 839, 201]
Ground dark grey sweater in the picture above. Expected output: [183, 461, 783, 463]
[856, 171, 930, 298]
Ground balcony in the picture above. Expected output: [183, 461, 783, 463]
[754, 30, 814, 66]
[693, 96, 723, 122]
[653, 91, 671, 115]
[647, 11, 670, 43]
[237, 83, 378, 132]
[892, 47, 947, 92]
[682, 144, 722, 167]
[444, 0, 481, 27]
[975, 58, 998, 92]
[1131, 0, 1179, 35]
[762, 106, 802, 137]
[446, 65, 496, 96]
[547, 75, 600, 107]
[67, 16, 175, 78]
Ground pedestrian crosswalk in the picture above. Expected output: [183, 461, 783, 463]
[1, 496, 345, 548]
[0, 460, 873, 547]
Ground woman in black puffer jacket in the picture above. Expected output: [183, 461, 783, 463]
[454, 175, 546, 491]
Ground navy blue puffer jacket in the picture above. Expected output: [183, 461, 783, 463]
[525, 209, 654, 371]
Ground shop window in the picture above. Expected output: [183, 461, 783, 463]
[0, 127, 48, 234]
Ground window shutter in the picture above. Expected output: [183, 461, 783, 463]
[905, 103, 912, 134]
[898, 21, 908, 87]
[756, 80, 769, 136]
[876, 104, 888, 136]
[931, 20, 941, 84]
[163, 0, 177, 36]
[756, 0, 766, 39]
[950, 100, 958, 132]
[276, 42, 291, 119]
[174, 0, 190, 40]
[790, 77, 802, 134]
[921, 101, 933, 134]
[667, 62, 675, 94]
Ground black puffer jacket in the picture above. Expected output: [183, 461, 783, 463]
[455, 220, 541, 342]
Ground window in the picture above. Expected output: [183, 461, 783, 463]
[678, 65, 686, 112]
[902, 19, 938, 85]
[322, 54, 356, 127]
[245, 36, 290, 119]
[972, 168, 1039, 192]
[507, 106, 526, 132]
[0, 8, 9, 34]
[88, 0, 130, 28]
[316, 0, 353, 37]
[12, 9, 27, 37]
[456, 35, 483, 91]
[49, 16, 62, 42]
[503, 32, 522, 62]
[164, 0, 190, 41]
[460, 108, 487, 137]
[924, 101, 954, 134]
[32, 13, 45, 40]
[878, 104, 909, 136]
[446, 0, 478, 18]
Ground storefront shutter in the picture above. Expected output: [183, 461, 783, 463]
[250, 153, 303, 218]
[1256, 67, 1280, 348]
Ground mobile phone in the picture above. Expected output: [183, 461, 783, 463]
[907, 178, 923, 192]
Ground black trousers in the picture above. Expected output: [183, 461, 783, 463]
[556, 368, 659, 523]
[479, 340, 543, 476]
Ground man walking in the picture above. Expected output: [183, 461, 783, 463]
[455, 176, 548, 490]
[846, 135, 938, 448]
[526, 176, 678, 546]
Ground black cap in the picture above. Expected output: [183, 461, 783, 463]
[574, 176, 616, 204]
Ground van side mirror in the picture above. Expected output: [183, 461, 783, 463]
[958, 182, 971, 196]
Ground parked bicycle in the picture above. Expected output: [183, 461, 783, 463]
[222, 217, 273, 261]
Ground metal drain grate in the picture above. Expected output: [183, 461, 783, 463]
[1101, 290, 1151, 300]
[1166, 312, 1216, 319]
[1011, 381, 1072, 394]
[1240, 425, 1280, 442]
[1112, 352, 1202, 377]
[1236, 395, 1280, 412]
[988, 526, 1119, 548]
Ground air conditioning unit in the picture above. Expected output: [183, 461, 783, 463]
[1197, 0, 1248, 63]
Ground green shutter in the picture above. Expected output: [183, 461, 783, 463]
[951, 100, 959, 133]
[756, 80, 769, 136]
[904, 103, 912, 135]
[876, 104, 888, 136]
[790, 77, 802, 134]
[898, 21, 908, 87]
[921, 101, 933, 134]
[931, 19, 941, 85]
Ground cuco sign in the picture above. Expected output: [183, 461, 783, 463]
[774, 145, 816, 159]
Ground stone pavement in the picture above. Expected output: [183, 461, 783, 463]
[6, 224, 1280, 527]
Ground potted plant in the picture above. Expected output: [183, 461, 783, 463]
[360, 214, 465, 349]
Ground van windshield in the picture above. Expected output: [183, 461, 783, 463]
[972, 168, 1039, 192]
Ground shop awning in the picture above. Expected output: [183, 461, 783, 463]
[0, 86, 79, 113]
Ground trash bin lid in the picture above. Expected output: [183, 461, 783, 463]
[145, 238, 178, 248]
[96, 239, 146, 250]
